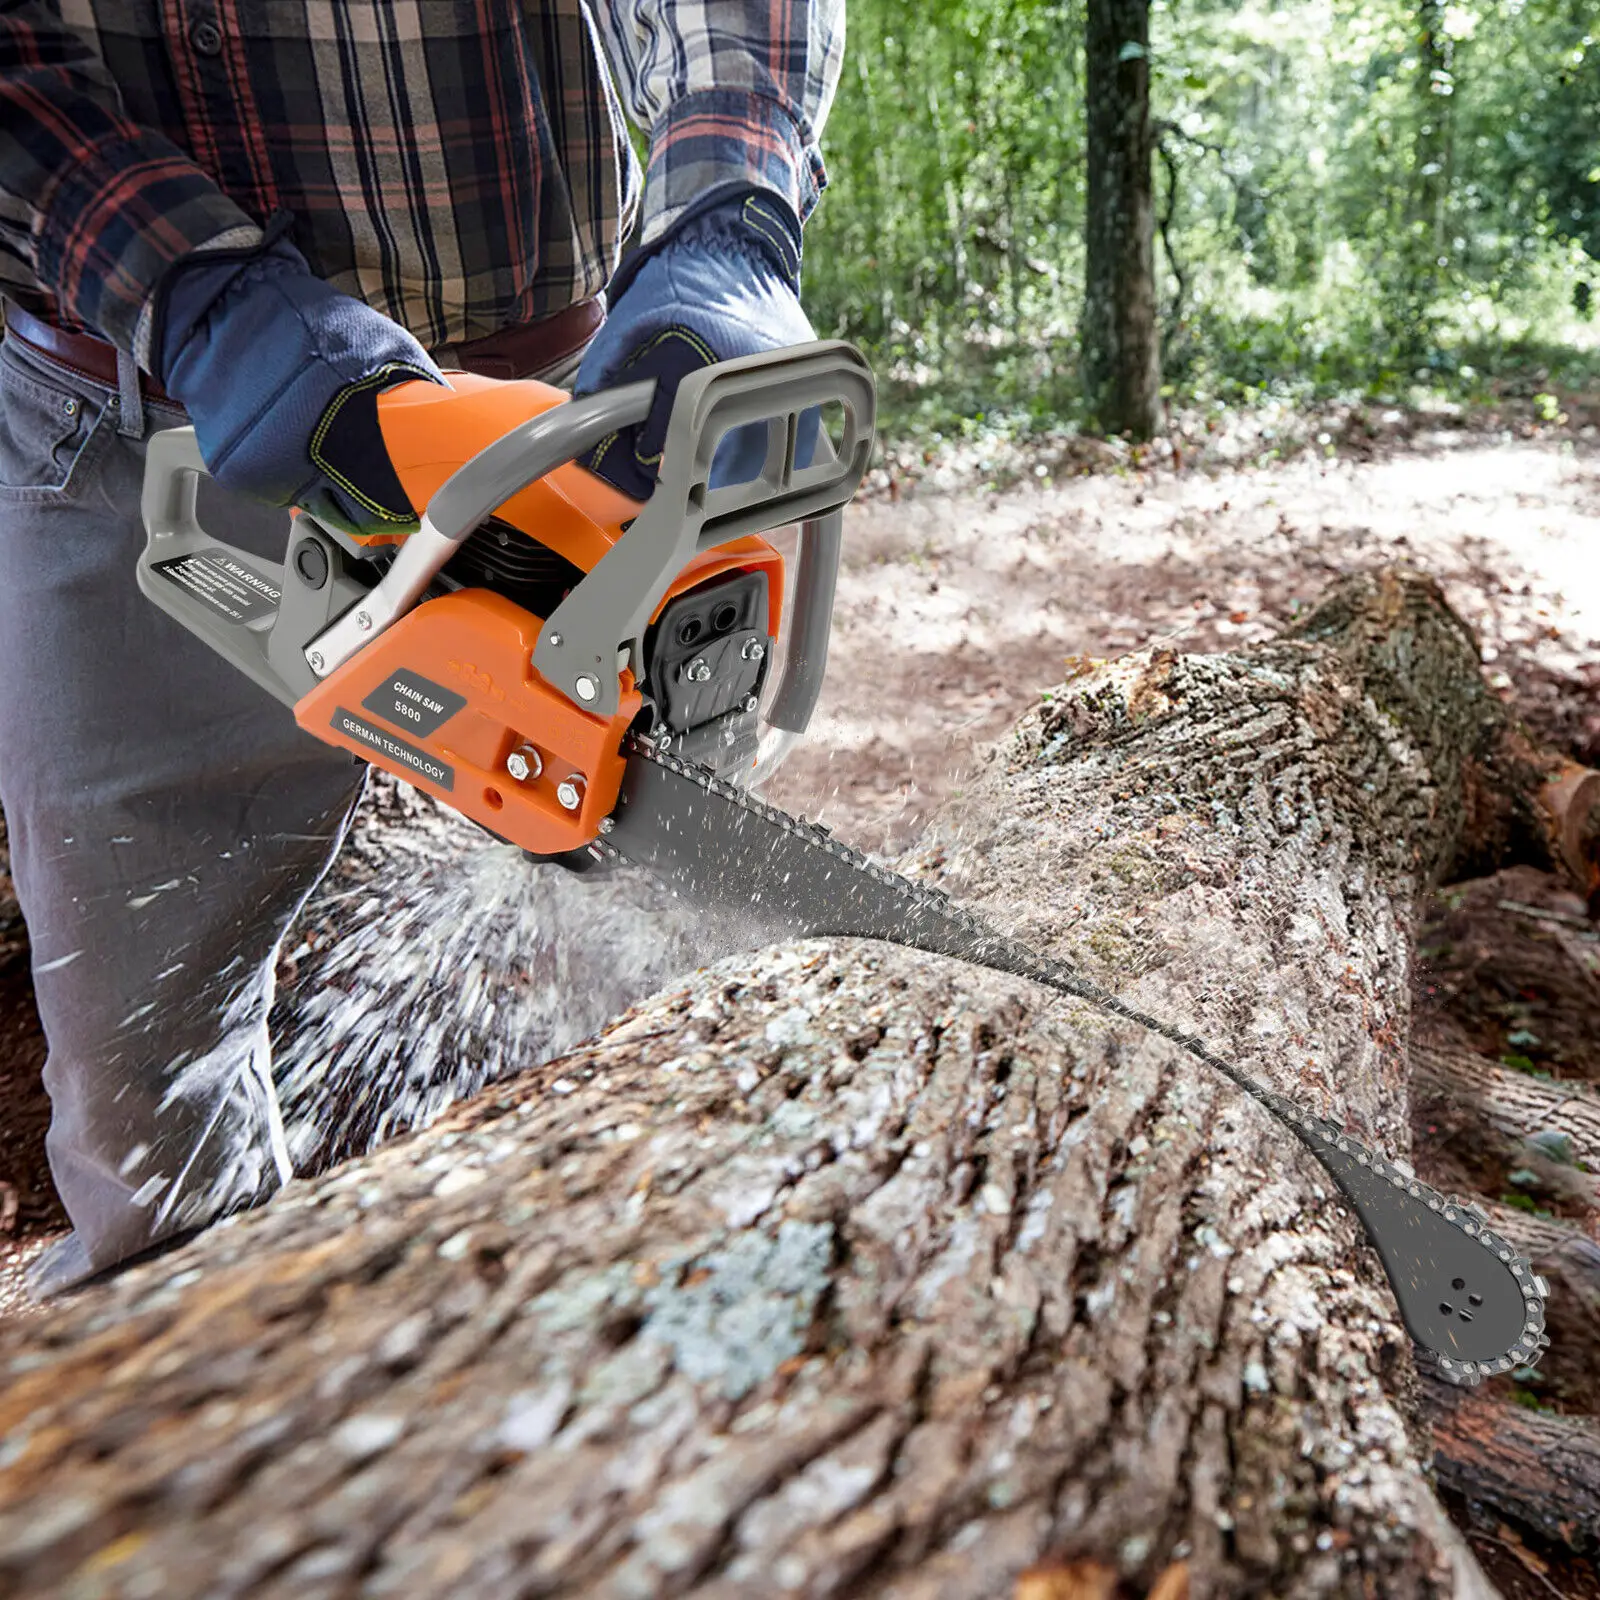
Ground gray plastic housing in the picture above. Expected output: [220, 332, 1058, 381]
[531, 340, 875, 720]
[136, 426, 368, 709]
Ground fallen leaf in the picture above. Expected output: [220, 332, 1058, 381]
[1015, 1560, 1118, 1600]
[1492, 1523, 1549, 1577]
[1146, 1562, 1190, 1600]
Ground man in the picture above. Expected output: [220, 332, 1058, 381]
[0, 0, 843, 1294]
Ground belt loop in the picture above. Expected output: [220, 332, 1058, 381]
[114, 347, 146, 440]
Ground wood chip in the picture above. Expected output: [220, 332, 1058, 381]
[1146, 1562, 1190, 1600]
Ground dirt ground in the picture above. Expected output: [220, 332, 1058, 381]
[1, 419, 1597, 1590]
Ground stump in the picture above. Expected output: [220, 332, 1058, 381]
[0, 568, 1594, 1600]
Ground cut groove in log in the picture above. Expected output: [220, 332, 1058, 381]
[0, 567, 1591, 1599]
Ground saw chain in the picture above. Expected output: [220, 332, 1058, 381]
[589, 735, 1552, 1387]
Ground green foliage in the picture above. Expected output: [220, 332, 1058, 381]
[801, 0, 1600, 435]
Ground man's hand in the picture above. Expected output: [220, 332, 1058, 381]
[153, 226, 446, 539]
[574, 191, 818, 500]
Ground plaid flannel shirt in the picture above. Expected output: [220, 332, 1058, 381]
[0, 1, 845, 366]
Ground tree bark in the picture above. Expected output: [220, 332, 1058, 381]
[0, 569, 1594, 1600]
[1082, 0, 1161, 440]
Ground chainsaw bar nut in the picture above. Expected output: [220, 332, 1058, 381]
[557, 775, 586, 811]
[507, 744, 543, 783]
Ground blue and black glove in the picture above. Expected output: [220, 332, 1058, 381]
[151, 217, 446, 539]
[574, 190, 819, 499]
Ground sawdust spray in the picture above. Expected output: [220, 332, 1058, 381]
[267, 775, 764, 1176]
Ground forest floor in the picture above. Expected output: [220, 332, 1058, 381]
[1, 403, 1597, 1595]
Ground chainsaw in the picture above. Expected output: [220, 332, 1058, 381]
[139, 340, 1549, 1388]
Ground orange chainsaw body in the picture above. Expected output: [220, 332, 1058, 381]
[292, 374, 786, 856]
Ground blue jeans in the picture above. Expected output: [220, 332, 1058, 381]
[0, 334, 368, 1292]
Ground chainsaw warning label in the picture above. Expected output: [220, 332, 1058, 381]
[150, 547, 281, 625]
[332, 709, 455, 792]
[361, 669, 467, 738]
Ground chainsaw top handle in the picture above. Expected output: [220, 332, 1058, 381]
[434, 340, 875, 723]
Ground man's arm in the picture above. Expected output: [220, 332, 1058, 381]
[591, 0, 846, 252]
[0, 2, 261, 363]
[573, 0, 847, 497]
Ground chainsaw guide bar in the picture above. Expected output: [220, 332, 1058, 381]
[593, 735, 1552, 1388]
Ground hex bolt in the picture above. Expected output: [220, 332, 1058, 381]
[506, 744, 543, 782]
[742, 695, 759, 713]
[307, 651, 325, 673]
[557, 775, 586, 811]
[685, 657, 711, 683]
[355, 611, 373, 631]
[598, 816, 615, 835]
[741, 638, 765, 662]
[574, 674, 598, 702]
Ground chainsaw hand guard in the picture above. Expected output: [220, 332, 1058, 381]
[532, 340, 875, 721]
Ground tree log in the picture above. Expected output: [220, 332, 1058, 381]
[1412, 1044, 1600, 1170]
[0, 568, 1591, 1600]
[1483, 1205, 1600, 1323]
[1422, 1380, 1600, 1553]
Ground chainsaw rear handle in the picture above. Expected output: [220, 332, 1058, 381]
[137, 424, 322, 709]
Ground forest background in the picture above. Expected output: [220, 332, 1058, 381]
[798, 0, 1600, 450]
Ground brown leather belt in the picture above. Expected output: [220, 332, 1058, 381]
[1, 294, 605, 404]
[3, 301, 178, 404]
[437, 296, 605, 380]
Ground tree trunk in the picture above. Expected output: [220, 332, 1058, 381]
[1082, 0, 1161, 440]
[1413, 1, 1454, 277]
[1, 569, 1595, 1600]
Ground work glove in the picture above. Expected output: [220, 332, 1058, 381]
[152, 220, 446, 539]
[574, 190, 819, 500]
